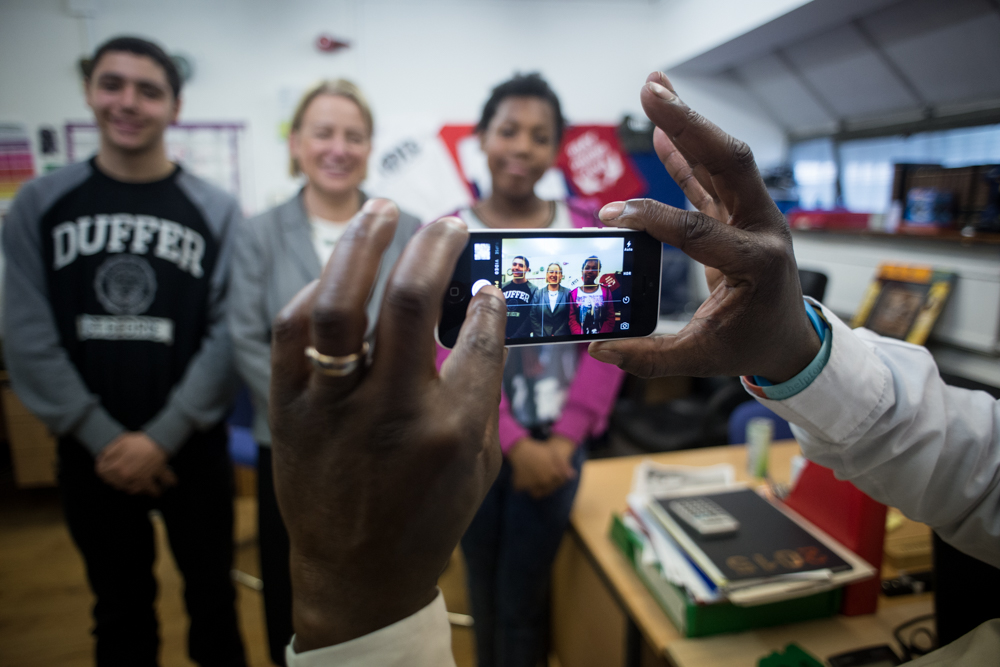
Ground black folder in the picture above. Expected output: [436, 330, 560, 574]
[651, 488, 850, 587]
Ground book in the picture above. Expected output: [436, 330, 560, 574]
[851, 264, 956, 345]
[646, 488, 859, 594]
[609, 513, 843, 637]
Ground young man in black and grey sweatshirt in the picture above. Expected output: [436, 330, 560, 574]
[2, 36, 245, 666]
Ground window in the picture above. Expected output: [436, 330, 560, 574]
[789, 124, 1000, 214]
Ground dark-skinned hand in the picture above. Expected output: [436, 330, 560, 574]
[268, 199, 508, 652]
[589, 71, 821, 383]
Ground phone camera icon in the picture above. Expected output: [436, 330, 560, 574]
[620, 322, 630, 330]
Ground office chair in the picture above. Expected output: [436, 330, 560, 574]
[798, 269, 828, 303]
[612, 376, 749, 452]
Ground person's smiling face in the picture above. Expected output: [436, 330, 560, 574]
[290, 94, 372, 198]
[511, 257, 527, 281]
[480, 96, 559, 200]
[546, 264, 563, 287]
[582, 259, 600, 285]
[85, 51, 179, 155]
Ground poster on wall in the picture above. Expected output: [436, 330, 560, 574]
[365, 130, 474, 223]
[556, 125, 646, 206]
[367, 122, 646, 223]
[0, 124, 36, 216]
[65, 122, 253, 211]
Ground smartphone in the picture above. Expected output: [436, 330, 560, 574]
[437, 228, 662, 348]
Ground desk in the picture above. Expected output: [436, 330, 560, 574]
[551, 441, 934, 667]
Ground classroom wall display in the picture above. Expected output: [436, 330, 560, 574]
[365, 123, 647, 222]
[0, 124, 36, 216]
[65, 122, 252, 211]
[364, 129, 475, 223]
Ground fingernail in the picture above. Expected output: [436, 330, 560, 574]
[362, 198, 396, 216]
[647, 81, 676, 102]
[590, 346, 623, 367]
[439, 215, 467, 232]
[599, 201, 625, 221]
[276, 279, 318, 322]
[475, 285, 503, 301]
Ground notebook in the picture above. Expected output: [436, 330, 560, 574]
[648, 487, 850, 589]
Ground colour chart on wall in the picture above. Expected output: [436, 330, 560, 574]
[0, 124, 36, 216]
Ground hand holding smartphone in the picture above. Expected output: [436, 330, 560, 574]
[437, 228, 662, 348]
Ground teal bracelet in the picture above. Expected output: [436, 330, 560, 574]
[752, 301, 832, 399]
[758, 323, 832, 400]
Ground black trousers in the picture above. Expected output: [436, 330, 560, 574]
[257, 445, 293, 666]
[58, 424, 246, 667]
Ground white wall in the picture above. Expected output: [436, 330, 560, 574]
[0, 0, 797, 214]
[653, 0, 810, 70]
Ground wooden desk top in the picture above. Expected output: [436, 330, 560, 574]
[570, 441, 933, 666]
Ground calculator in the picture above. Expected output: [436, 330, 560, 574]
[668, 496, 740, 537]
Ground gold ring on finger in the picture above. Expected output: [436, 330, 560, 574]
[305, 341, 370, 377]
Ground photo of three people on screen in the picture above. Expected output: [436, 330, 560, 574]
[499, 236, 625, 340]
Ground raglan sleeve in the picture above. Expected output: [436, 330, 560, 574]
[2, 181, 126, 456]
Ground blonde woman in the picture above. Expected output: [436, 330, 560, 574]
[530, 262, 572, 337]
[228, 80, 419, 665]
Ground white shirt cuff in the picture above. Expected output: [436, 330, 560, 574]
[285, 589, 456, 667]
[753, 302, 893, 445]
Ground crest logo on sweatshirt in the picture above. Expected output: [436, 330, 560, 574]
[94, 254, 157, 315]
[77, 254, 174, 345]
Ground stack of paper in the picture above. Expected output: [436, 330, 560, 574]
[623, 462, 876, 608]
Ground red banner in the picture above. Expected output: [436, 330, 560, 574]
[557, 125, 645, 205]
[438, 123, 646, 206]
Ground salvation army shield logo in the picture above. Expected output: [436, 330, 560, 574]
[94, 254, 158, 315]
[556, 126, 645, 205]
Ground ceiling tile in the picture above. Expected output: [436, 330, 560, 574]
[736, 55, 837, 132]
[785, 25, 919, 118]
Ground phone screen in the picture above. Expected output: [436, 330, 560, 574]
[438, 229, 661, 348]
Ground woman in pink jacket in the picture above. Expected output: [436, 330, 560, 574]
[441, 73, 625, 667]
